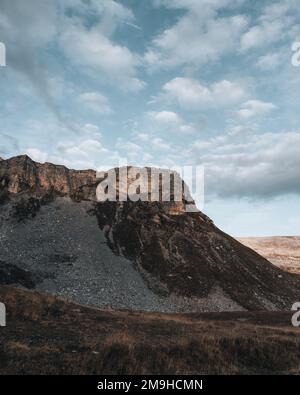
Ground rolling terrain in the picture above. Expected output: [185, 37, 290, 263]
[0, 286, 299, 375]
[238, 237, 300, 275]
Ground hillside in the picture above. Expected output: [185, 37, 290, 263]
[0, 286, 299, 375]
[0, 155, 300, 311]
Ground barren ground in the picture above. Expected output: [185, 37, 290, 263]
[238, 237, 300, 275]
[0, 286, 299, 375]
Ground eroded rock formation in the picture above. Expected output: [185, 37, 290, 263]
[1, 155, 300, 311]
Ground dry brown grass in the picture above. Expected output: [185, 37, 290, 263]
[0, 286, 299, 375]
[238, 237, 300, 275]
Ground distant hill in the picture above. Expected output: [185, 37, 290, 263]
[238, 237, 300, 275]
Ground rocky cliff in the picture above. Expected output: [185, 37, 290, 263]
[0, 154, 96, 196]
[0, 155, 300, 311]
[0, 155, 193, 213]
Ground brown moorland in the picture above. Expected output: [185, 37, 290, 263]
[0, 286, 299, 375]
[238, 237, 300, 275]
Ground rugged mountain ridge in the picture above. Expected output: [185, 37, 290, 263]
[0, 154, 96, 198]
[0, 155, 193, 213]
[0, 155, 300, 311]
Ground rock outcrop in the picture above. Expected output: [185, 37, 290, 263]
[0, 155, 193, 213]
[0, 155, 300, 311]
[0, 154, 96, 197]
[94, 200, 300, 310]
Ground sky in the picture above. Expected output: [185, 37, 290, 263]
[0, 0, 300, 236]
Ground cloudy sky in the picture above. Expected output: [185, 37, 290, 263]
[0, 0, 300, 236]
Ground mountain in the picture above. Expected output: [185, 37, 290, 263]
[0, 155, 300, 311]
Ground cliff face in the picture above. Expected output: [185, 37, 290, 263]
[0, 155, 194, 214]
[0, 155, 300, 311]
[0, 155, 97, 196]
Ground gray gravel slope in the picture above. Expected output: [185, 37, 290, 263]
[0, 198, 242, 312]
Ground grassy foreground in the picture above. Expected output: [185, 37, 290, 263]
[0, 286, 299, 375]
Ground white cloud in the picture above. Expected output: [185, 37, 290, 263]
[25, 148, 49, 163]
[0, 0, 57, 47]
[116, 139, 143, 159]
[25, 146, 95, 169]
[79, 139, 106, 153]
[0, 0, 145, 129]
[240, 23, 283, 52]
[161, 79, 211, 108]
[212, 80, 247, 104]
[150, 110, 181, 124]
[156, 77, 247, 109]
[154, 0, 228, 11]
[23, 118, 102, 140]
[0, 1, 62, 119]
[134, 133, 150, 142]
[0, 0, 144, 94]
[78, 92, 112, 114]
[65, 0, 135, 36]
[61, 1, 145, 92]
[145, 0, 248, 70]
[237, 100, 277, 119]
[187, 130, 300, 198]
[240, 1, 297, 52]
[143, 152, 153, 161]
[82, 123, 102, 137]
[152, 138, 172, 151]
[255, 52, 282, 71]
[60, 24, 145, 92]
[148, 110, 196, 134]
[58, 139, 107, 158]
